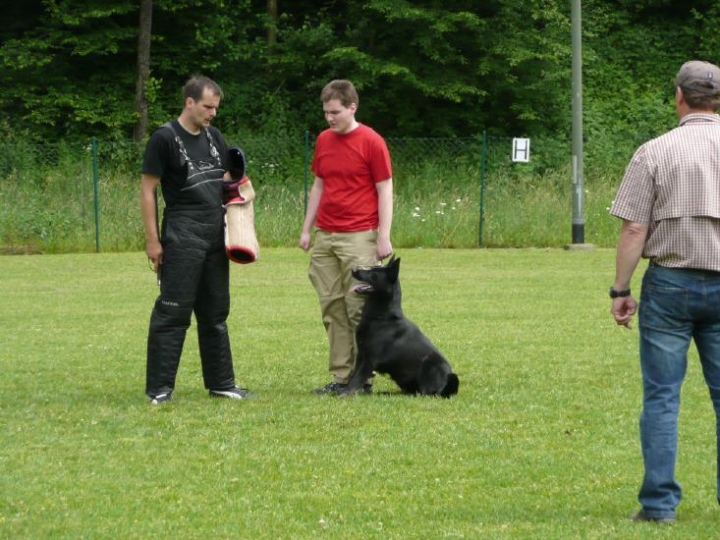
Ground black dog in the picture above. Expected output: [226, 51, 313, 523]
[343, 256, 459, 398]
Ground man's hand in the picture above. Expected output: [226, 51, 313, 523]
[376, 235, 393, 261]
[146, 238, 163, 273]
[611, 295, 638, 329]
[222, 178, 241, 203]
[299, 231, 312, 251]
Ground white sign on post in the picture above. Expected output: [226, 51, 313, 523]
[512, 138, 530, 163]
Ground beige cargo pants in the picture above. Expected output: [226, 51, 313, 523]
[308, 229, 379, 382]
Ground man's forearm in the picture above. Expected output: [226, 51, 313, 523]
[376, 178, 393, 238]
[140, 176, 160, 244]
[301, 179, 323, 234]
[614, 220, 649, 290]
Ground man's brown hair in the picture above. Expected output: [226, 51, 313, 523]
[320, 79, 358, 108]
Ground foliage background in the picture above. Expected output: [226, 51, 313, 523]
[1, 0, 709, 146]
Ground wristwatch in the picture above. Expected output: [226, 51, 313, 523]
[609, 287, 631, 299]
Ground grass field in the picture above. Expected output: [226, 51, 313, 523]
[1, 248, 718, 539]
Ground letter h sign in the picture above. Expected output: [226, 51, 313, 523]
[512, 138, 530, 163]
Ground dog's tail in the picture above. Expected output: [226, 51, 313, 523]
[441, 373, 459, 398]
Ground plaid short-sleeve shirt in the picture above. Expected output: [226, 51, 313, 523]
[611, 113, 720, 271]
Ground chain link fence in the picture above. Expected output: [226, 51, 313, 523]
[0, 133, 530, 253]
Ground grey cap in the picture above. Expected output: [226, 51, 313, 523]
[675, 60, 720, 94]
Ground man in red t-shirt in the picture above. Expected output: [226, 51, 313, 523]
[299, 79, 394, 395]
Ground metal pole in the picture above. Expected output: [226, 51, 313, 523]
[478, 130, 487, 248]
[571, 0, 585, 244]
[92, 137, 100, 252]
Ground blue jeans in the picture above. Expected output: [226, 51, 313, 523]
[637, 263, 720, 518]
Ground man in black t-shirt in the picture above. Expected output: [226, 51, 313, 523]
[140, 75, 251, 404]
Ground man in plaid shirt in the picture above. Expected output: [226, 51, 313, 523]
[610, 60, 720, 524]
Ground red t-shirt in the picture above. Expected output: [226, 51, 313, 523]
[312, 124, 392, 232]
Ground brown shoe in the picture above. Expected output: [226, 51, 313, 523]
[630, 510, 675, 524]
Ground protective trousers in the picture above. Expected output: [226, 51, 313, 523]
[308, 229, 379, 382]
[146, 206, 235, 396]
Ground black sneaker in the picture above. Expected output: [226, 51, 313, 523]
[209, 387, 252, 399]
[361, 383, 373, 394]
[630, 510, 675, 524]
[149, 392, 172, 405]
[313, 381, 348, 395]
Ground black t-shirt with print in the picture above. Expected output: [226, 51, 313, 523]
[142, 120, 229, 208]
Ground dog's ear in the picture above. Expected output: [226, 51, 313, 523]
[388, 256, 400, 282]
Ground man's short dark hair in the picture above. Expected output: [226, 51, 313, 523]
[681, 88, 720, 112]
[183, 76, 224, 102]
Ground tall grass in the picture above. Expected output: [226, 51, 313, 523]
[0, 137, 629, 254]
[0, 168, 623, 253]
[1, 248, 718, 538]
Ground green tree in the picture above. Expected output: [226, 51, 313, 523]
[0, 1, 143, 140]
[0, 0, 260, 141]
[580, 0, 720, 168]
[5, 0, 720, 145]
[261, 0, 491, 136]
[253, 0, 575, 137]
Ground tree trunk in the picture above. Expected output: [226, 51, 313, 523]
[133, 0, 153, 142]
[267, 0, 277, 47]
